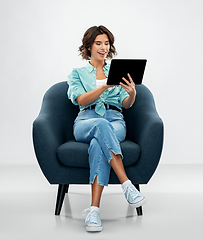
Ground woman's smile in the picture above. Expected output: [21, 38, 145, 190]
[98, 51, 107, 57]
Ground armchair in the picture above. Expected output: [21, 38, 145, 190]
[32, 81, 164, 216]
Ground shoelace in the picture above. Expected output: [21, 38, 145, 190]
[82, 208, 98, 224]
[123, 185, 140, 202]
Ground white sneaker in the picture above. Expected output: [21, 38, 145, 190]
[82, 207, 103, 232]
[123, 184, 146, 208]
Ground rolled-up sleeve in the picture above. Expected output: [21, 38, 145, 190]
[67, 69, 86, 105]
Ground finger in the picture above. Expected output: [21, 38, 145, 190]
[120, 82, 129, 90]
[119, 82, 126, 88]
[122, 77, 130, 85]
[127, 73, 134, 84]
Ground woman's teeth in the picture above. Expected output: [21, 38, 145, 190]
[99, 52, 105, 56]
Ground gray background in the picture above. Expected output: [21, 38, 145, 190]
[1, 0, 202, 164]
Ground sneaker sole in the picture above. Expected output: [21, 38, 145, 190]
[86, 226, 103, 232]
[129, 197, 147, 208]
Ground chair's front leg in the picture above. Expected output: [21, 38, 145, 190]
[55, 184, 69, 215]
[136, 206, 143, 216]
[134, 184, 143, 216]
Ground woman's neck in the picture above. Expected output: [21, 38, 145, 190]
[90, 59, 105, 70]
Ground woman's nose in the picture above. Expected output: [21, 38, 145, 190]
[101, 44, 107, 50]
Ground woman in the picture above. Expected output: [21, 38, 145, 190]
[67, 25, 146, 232]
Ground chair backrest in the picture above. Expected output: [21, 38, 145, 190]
[41, 81, 156, 142]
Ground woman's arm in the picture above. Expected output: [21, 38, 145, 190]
[76, 84, 114, 106]
[120, 73, 136, 109]
[122, 94, 136, 109]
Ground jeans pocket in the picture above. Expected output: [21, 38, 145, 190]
[78, 109, 88, 116]
[74, 110, 87, 124]
[76, 109, 88, 119]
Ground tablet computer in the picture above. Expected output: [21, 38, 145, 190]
[107, 59, 147, 85]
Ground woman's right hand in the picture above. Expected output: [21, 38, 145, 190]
[103, 83, 118, 89]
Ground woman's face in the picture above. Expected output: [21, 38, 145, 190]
[89, 34, 110, 62]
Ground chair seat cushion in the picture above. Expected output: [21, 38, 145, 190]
[57, 140, 140, 168]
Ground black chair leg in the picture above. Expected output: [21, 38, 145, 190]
[134, 184, 143, 216]
[55, 184, 69, 215]
[136, 206, 143, 216]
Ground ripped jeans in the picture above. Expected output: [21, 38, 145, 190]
[73, 109, 126, 186]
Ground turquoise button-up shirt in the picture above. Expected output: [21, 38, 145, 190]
[67, 61, 129, 116]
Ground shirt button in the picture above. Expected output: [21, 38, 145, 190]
[93, 82, 95, 84]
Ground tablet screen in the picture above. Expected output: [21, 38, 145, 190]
[107, 59, 147, 85]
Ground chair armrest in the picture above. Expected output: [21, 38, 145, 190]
[32, 82, 80, 184]
[130, 111, 164, 183]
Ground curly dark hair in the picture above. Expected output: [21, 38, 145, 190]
[79, 25, 117, 60]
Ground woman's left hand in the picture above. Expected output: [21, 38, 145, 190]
[120, 73, 136, 98]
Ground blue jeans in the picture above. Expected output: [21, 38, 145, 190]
[73, 109, 126, 186]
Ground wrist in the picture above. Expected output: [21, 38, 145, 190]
[102, 83, 108, 90]
[130, 90, 136, 99]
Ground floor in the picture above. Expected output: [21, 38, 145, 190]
[0, 164, 203, 240]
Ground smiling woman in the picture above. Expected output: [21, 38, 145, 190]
[67, 25, 143, 232]
[79, 25, 117, 60]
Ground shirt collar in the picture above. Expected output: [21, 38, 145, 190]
[85, 61, 110, 72]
